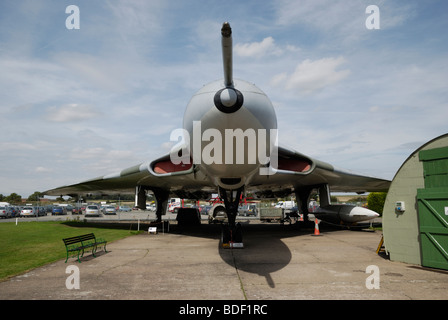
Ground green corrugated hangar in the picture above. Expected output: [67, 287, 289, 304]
[383, 133, 448, 270]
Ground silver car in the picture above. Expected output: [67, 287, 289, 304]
[118, 205, 131, 212]
[21, 206, 37, 217]
[85, 205, 101, 217]
[0, 206, 12, 218]
[103, 206, 117, 215]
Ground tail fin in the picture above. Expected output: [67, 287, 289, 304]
[221, 22, 233, 87]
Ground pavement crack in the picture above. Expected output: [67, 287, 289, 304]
[230, 249, 247, 300]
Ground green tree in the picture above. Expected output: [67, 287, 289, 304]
[28, 191, 44, 202]
[5, 193, 22, 204]
[367, 192, 387, 216]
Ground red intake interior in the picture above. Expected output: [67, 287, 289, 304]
[153, 160, 192, 174]
[277, 157, 311, 172]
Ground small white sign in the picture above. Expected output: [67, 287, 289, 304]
[445, 207, 448, 216]
[148, 227, 157, 234]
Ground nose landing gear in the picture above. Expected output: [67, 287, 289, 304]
[219, 186, 245, 248]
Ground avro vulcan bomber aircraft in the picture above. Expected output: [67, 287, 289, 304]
[45, 23, 390, 244]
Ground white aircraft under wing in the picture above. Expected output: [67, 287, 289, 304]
[44, 23, 390, 241]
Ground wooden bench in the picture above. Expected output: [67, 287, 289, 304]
[62, 233, 107, 263]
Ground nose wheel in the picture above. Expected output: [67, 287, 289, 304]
[219, 186, 245, 248]
[221, 223, 243, 248]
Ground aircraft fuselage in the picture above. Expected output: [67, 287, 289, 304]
[182, 79, 278, 190]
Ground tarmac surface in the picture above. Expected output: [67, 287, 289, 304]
[1, 218, 448, 302]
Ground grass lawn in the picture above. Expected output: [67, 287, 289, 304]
[0, 220, 135, 281]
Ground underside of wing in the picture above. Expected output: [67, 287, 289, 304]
[43, 152, 213, 198]
[247, 145, 391, 198]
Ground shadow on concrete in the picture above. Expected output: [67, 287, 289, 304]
[172, 221, 378, 288]
[218, 225, 293, 288]
[62, 219, 374, 288]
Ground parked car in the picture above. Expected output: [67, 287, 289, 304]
[118, 205, 131, 212]
[103, 206, 117, 215]
[21, 207, 38, 217]
[38, 207, 47, 216]
[72, 207, 82, 214]
[52, 206, 67, 215]
[0, 206, 13, 218]
[10, 207, 20, 217]
[238, 204, 258, 217]
[85, 205, 101, 217]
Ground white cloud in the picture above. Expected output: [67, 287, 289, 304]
[65, 147, 136, 177]
[272, 57, 350, 94]
[235, 37, 282, 57]
[275, 0, 362, 37]
[105, 0, 167, 38]
[46, 104, 101, 122]
[0, 142, 38, 151]
[68, 147, 133, 163]
[52, 52, 135, 92]
[275, 0, 417, 44]
[69, 147, 107, 160]
[0, 57, 72, 106]
[35, 167, 52, 173]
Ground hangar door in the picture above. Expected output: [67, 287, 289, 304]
[417, 146, 448, 270]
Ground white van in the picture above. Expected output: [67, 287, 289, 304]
[274, 201, 295, 209]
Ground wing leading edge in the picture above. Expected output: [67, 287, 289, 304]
[44, 145, 390, 198]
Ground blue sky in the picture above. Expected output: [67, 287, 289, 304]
[1, 0, 447, 197]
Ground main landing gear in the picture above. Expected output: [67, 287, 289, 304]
[219, 186, 244, 248]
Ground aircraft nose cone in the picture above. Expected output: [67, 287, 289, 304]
[220, 88, 238, 107]
[352, 206, 380, 220]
